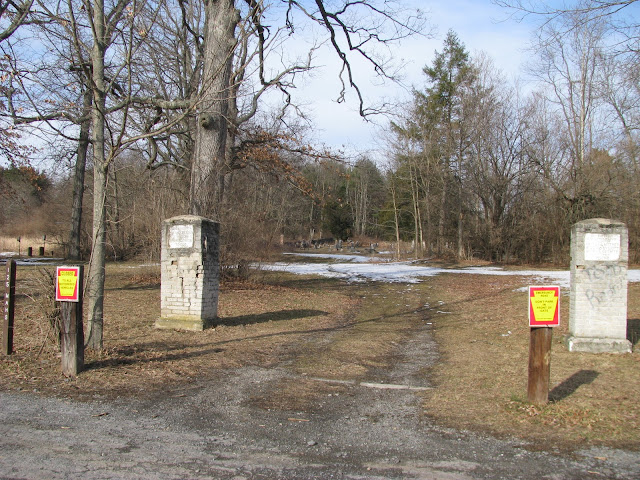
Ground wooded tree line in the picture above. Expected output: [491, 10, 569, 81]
[388, 19, 640, 264]
[1, 1, 639, 348]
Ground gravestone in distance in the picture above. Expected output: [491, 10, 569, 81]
[156, 215, 220, 331]
[567, 218, 631, 353]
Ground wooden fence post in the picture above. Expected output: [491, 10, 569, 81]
[3, 260, 16, 355]
[527, 327, 553, 404]
[59, 265, 84, 376]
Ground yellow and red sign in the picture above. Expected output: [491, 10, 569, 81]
[529, 286, 560, 327]
[56, 266, 81, 302]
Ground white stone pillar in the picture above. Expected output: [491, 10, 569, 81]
[567, 218, 631, 353]
[156, 215, 220, 331]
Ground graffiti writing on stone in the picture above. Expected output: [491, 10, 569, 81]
[582, 264, 626, 307]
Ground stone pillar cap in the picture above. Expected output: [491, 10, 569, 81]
[575, 218, 625, 227]
[164, 215, 218, 224]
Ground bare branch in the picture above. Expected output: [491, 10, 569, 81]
[0, 0, 34, 42]
[284, 0, 427, 118]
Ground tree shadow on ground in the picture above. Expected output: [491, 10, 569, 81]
[628, 319, 640, 348]
[549, 370, 599, 402]
[83, 305, 404, 372]
[267, 276, 368, 294]
[105, 283, 160, 292]
[216, 309, 329, 327]
[83, 342, 225, 370]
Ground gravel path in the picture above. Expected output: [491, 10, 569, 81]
[2, 319, 638, 479]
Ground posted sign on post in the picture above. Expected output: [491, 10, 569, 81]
[56, 266, 81, 302]
[528, 286, 560, 327]
[55, 265, 84, 375]
[527, 285, 560, 404]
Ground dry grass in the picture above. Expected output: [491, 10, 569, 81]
[1, 261, 638, 451]
[0, 263, 358, 400]
[421, 273, 640, 450]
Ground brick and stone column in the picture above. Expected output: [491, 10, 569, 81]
[567, 218, 631, 353]
[156, 215, 219, 331]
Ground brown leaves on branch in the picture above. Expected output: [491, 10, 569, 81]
[233, 128, 340, 199]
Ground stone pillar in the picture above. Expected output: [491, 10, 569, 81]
[567, 218, 631, 353]
[156, 215, 219, 331]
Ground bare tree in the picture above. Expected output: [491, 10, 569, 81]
[494, 0, 638, 52]
[597, 46, 640, 166]
[0, 0, 39, 164]
[346, 157, 386, 238]
[0, 0, 34, 42]
[524, 7, 609, 213]
[188, 0, 425, 217]
[464, 56, 536, 260]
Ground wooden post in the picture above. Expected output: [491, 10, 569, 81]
[3, 260, 16, 355]
[527, 327, 553, 404]
[60, 265, 84, 376]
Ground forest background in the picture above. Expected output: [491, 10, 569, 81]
[1, 1, 639, 345]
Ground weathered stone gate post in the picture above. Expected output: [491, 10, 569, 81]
[156, 215, 220, 331]
[567, 218, 631, 353]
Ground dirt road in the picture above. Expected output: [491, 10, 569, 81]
[2, 318, 638, 480]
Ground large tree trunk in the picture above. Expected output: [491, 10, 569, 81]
[85, 0, 107, 350]
[390, 180, 401, 259]
[410, 163, 422, 258]
[86, 160, 107, 350]
[189, 0, 239, 217]
[437, 175, 447, 255]
[68, 88, 91, 260]
[110, 167, 124, 258]
[457, 181, 464, 260]
[422, 174, 432, 256]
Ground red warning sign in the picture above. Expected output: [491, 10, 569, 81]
[56, 266, 81, 302]
[529, 286, 560, 327]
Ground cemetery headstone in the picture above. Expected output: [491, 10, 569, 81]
[567, 218, 631, 353]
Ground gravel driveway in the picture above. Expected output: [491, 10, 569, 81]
[2, 316, 639, 480]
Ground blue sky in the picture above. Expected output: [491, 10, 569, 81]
[296, 0, 537, 165]
[13, 1, 581, 171]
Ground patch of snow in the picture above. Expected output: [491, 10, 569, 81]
[263, 252, 640, 285]
[628, 270, 640, 283]
[283, 252, 385, 263]
[0, 256, 65, 266]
